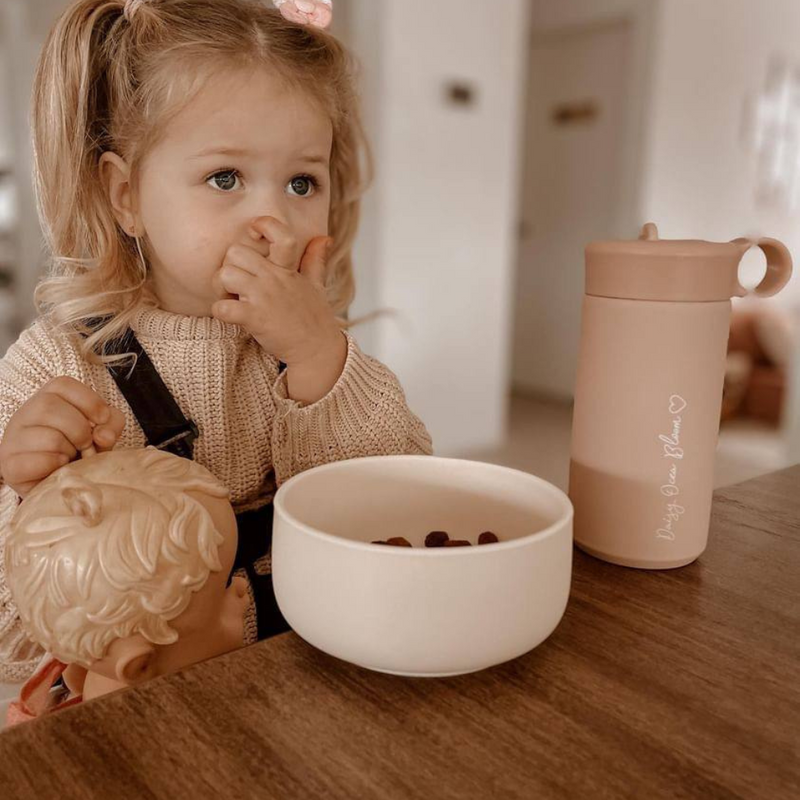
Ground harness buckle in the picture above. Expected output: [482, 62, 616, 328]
[153, 419, 199, 452]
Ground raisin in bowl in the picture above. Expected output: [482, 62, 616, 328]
[271, 455, 573, 677]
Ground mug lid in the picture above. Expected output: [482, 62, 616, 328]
[585, 223, 792, 302]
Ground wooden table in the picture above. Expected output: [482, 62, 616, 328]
[1, 466, 798, 799]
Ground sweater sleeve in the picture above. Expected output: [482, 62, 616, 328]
[269, 331, 433, 487]
[0, 322, 64, 682]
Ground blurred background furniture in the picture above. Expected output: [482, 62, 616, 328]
[723, 302, 796, 425]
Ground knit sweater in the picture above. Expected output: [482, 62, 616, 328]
[0, 307, 433, 682]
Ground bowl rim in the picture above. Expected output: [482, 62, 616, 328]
[272, 455, 574, 555]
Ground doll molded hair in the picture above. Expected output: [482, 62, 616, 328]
[4, 448, 231, 668]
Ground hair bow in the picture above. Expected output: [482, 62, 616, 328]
[272, 0, 333, 30]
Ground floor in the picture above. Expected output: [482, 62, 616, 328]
[459, 393, 792, 492]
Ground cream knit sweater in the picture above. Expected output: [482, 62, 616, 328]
[0, 307, 433, 682]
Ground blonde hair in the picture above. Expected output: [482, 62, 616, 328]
[31, 0, 375, 367]
[4, 448, 231, 667]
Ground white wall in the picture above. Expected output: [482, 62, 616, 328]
[641, 0, 800, 308]
[2, 0, 48, 328]
[351, 0, 531, 455]
[530, 0, 646, 29]
[341, 0, 382, 360]
[0, 51, 11, 167]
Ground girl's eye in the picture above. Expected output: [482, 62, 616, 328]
[204, 170, 319, 196]
[206, 169, 242, 192]
[287, 174, 319, 198]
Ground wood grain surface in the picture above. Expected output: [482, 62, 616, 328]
[0, 466, 798, 800]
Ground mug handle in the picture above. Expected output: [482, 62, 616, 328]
[731, 237, 793, 298]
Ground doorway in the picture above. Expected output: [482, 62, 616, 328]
[511, 20, 632, 401]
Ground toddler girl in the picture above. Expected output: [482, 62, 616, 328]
[0, 0, 432, 684]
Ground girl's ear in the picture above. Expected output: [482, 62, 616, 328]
[99, 151, 140, 236]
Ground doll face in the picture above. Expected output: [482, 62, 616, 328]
[134, 66, 333, 316]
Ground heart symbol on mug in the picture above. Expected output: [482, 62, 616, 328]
[669, 395, 687, 415]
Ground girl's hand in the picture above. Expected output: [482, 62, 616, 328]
[210, 217, 343, 368]
[0, 377, 126, 498]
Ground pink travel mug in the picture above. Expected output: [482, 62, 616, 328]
[569, 223, 793, 569]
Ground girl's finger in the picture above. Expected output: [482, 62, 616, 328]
[13, 426, 77, 460]
[3, 451, 70, 488]
[105, 406, 126, 440]
[37, 376, 111, 426]
[211, 269, 237, 302]
[217, 264, 257, 299]
[224, 244, 268, 277]
[92, 426, 117, 451]
[92, 405, 125, 452]
[249, 216, 300, 271]
[298, 236, 332, 289]
[212, 298, 251, 327]
[25, 393, 96, 452]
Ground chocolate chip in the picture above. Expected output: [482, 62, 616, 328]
[425, 531, 450, 548]
[374, 531, 501, 548]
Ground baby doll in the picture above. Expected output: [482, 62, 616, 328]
[4, 447, 249, 725]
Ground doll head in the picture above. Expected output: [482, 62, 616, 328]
[31, 0, 371, 366]
[4, 448, 248, 696]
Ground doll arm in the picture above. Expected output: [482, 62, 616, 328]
[269, 330, 433, 486]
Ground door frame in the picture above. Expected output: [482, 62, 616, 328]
[524, 6, 657, 241]
[507, 5, 657, 404]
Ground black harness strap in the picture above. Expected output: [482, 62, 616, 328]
[103, 328, 199, 458]
[233, 504, 291, 640]
[81, 318, 198, 458]
[80, 316, 291, 640]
